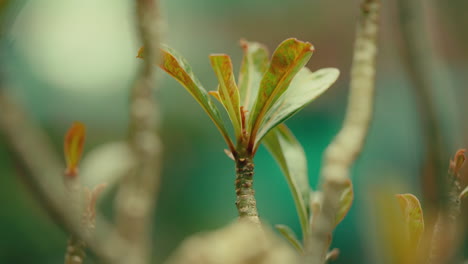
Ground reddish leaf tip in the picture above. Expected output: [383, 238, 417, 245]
[64, 122, 86, 178]
[450, 149, 466, 175]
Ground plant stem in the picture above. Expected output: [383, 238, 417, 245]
[235, 156, 260, 224]
[304, 0, 380, 263]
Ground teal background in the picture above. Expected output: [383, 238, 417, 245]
[1, 0, 467, 263]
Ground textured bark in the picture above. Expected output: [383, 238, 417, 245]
[235, 156, 260, 224]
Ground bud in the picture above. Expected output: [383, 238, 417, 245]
[64, 122, 86, 177]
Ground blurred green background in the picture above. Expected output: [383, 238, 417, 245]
[1, 0, 467, 263]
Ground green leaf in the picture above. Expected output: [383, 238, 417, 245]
[249, 38, 314, 144]
[157, 45, 234, 149]
[395, 193, 425, 249]
[209, 54, 242, 137]
[255, 67, 339, 147]
[335, 179, 353, 227]
[275, 224, 303, 253]
[263, 124, 309, 239]
[238, 40, 269, 113]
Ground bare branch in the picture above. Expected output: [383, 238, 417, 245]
[304, 0, 381, 263]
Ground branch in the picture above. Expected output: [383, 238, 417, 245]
[114, 0, 162, 263]
[304, 0, 380, 263]
[396, 0, 448, 209]
[0, 90, 130, 264]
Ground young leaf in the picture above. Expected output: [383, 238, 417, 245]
[395, 193, 425, 249]
[64, 122, 86, 177]
[255, 67, 339, 146]
[238, 40, 269, 113]
[275, 224, 303, 253]
[209, 54, 242, 137]
[249, 38, 314, 144]
[335, 179, 353, 226]
[263, 124, 309, 239]
[139, 45, 234, 150]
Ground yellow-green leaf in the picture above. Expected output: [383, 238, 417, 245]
[335, 179, 353, 227]
[395, 193, 425, 250]
[254, 67, 339, 147]
[249, 38, 314, 145]
[238, 40, 269, 114]
[156, 45, 233, 149]
[209, 54, 242, 137]
[263, 124, 309, 239]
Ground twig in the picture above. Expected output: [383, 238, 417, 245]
[0, 90, 130, 264]
[304, 0, 380, 263]
[114, 0, 162, 263]
[396, 0, 448, 210]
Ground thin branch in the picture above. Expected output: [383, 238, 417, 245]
[396, 0, 448, 210]
[0, 90, 130, 264]
[114, 0, 162, 263]
[304, 0, 380, 263]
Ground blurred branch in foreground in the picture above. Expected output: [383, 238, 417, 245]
[114, 0, 163, 263]
[304, 0, 380, 263]
[396, 0, 449, 210]
[0, 89, 131, 263]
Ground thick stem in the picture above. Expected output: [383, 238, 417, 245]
[235, 156, 260, 224]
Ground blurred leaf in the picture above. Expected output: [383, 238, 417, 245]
[249, 38, 313, 141]
[209, 54, 242, 137]
[395, 193, 425, 250]
[64, 122, 86, 178]
[275, 224, 303, 253]
[255, 67, 339, 145]
[238, 40, 269, 113]
[374, 189, 414, 264]
[263, 124, 309, 238]
[141, 45, 233, 149]
[80, 141, 135, 193]
[335, 179, 353, 227]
